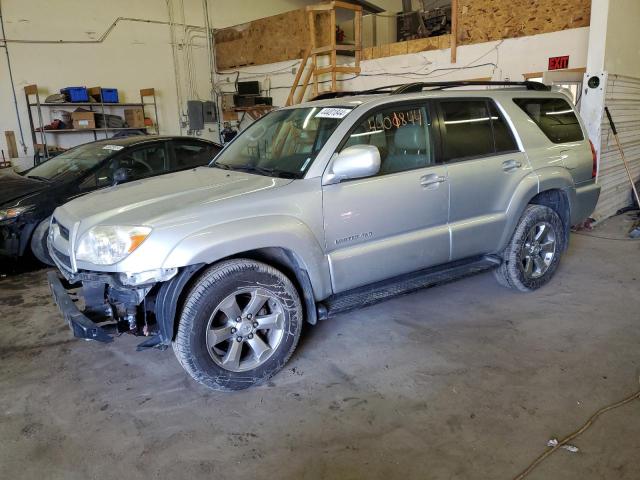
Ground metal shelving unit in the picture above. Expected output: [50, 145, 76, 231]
[24, 84, 160, 162]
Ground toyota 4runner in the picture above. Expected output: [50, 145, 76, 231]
[47, 81, 600, 391]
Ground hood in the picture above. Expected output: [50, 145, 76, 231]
[58, 166, 292, 227]
[0, 170, 49, 206]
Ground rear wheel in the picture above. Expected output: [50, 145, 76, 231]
[173, 259, 303, 391]
[30, 216, 54, 266]
[494, 205, 563, 292]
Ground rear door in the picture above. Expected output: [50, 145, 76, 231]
[438, 98, 529, 259]
[322, 101, 450, 293]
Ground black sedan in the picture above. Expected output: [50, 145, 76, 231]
[0, 135, 221, 265]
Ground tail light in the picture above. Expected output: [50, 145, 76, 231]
[589, 139, 598, 179]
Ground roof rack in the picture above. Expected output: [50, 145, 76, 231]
[311, 80, 550, 101]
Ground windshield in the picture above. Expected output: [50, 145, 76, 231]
[213, 106, 352, 178]
[26, 142, 115, 181]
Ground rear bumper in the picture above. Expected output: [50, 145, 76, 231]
[47, 270, 113, 343]
[572, 182, 601, 224]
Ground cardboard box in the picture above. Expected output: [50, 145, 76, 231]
[71, 111, 95, 129]
[124, 108, 145, 128]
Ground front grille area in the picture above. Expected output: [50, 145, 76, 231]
[52, 247, 72, 270]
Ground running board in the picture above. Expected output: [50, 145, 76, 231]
[318, 255, 501, 319]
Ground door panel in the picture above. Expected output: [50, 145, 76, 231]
[324, 166, 450, 292]
[447, 152, 529, 258]
[438, 98, 530, 259]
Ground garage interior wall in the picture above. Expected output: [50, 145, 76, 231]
[0, 0, 315, 169]
[218, 27, 591, 110]
[590, 0, 640, 219]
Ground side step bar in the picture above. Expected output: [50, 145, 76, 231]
[317, 255, 501, 320]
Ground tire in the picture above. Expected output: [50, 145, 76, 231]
[30, 216, 55, 266]
[494, 205, 564, 292]
[173, 259, 303, 391]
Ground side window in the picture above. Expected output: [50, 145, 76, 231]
[489, 102, 518, 153]
[341, 104, 434, 175]
[513, 97, 583, 144]
[113, 144, 168, 181]
[440, 100, 494, 161]
[172, 141, 219, 169]
[78, 162, 116, 190]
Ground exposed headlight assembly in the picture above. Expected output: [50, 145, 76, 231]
[76, 225, 152, 265]
[0, 206, 31, 221]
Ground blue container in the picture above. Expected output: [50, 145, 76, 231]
[100, 88, 119, 103]
[60, 87, 89, 103]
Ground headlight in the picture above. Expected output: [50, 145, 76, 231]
[76, 225, 152, 265]
[0, 206, 31, 221]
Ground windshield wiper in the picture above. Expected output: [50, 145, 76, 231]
[214, 163, 296, 179]
[213, 162, 232, 170]
[26, 175, 52, 182]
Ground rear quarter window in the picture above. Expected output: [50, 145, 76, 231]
[513, 97, 583, 144]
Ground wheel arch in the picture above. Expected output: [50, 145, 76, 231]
[155, 246, 321, 346]
[528, 188, 571, 251]
[498, 169, 575, 252]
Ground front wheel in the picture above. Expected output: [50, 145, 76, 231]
[173, 259, 303, 391]
[30, 216, 55, 266]
[494, 205, 564, 292]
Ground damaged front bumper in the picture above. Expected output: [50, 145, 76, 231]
[47, 271, 113, 343]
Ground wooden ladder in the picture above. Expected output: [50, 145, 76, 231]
[286, 1, 362, 106]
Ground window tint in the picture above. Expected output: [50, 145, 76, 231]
[114, 144, 167, 181]
[172, 141, 220, 169]
[342, 105, 433, 175]
[513, 97, 583, 143]
[440, 100, 494, 161]
[489, 102, 518, 153]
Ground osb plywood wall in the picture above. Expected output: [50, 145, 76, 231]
[458, 0, 591, 44]
[362, 35, 451, 60]
[215, 9, 331, 69]
[215, 0, 591, 68]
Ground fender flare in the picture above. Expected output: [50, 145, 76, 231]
[162, 215, 331, 299]
[497, 168, 575, 251]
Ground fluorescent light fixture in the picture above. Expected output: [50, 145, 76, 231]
[444, 116, 498, 125]
[303, 108, 317, 129]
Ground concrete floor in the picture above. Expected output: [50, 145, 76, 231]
[1, 213, 639, 480]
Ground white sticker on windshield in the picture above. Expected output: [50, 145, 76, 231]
[102, 145, 124, 151]
[315, 108, 351, 119]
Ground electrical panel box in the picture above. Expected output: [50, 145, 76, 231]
[187, 100, 204, 130]
[203, 101, 217, 123]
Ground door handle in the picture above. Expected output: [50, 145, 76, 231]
[502, 159, 522, 172]
[420, 173, 446, 188]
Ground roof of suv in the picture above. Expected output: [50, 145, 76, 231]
[289, 81, 567, 110]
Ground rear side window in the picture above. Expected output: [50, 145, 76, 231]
[513, 97, 583, 144]
[439, 100, 517, 161]
[489, 102, 518, 153]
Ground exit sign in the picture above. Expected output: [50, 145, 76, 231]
[548, 55, 570, 70]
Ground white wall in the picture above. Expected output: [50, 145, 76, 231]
[604, 0, 640, 78]
[0, 0, 314, 169]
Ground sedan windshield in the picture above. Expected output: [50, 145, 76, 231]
[26, 142, 115, 181]
[213, 106, 352, 178]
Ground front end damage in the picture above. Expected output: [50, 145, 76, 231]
[48, 259, 204, 350]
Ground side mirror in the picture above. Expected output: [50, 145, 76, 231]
[325, 145, 381, 184]
[113, 167, 129, 185]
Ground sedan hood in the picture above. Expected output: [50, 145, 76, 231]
[0, 170, 48, 206]
[57, 166, 292, 227]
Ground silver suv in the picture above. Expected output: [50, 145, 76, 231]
[47, 82, 600, 391]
